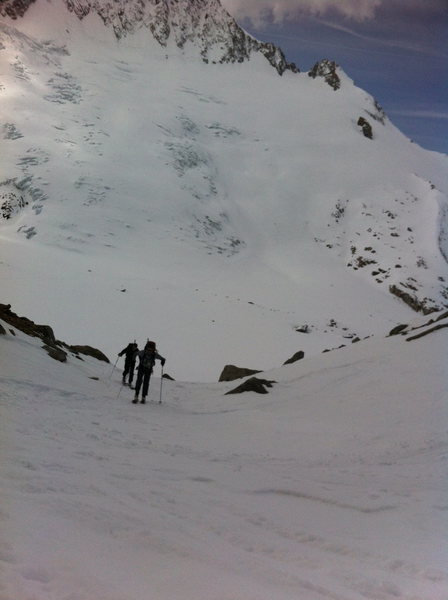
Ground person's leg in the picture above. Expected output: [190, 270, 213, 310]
[129, 362, 135, 386]
[141, 371, 151, 402]
[134, 368, 143, 402]
[123, 359, 131, 383]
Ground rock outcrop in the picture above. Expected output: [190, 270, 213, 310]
[389, 284, 441, 315]
[0, 303, 110, 363]
[0, 303, 57, 344]
[308, 59, 341, 90]
[225, 377, 276, 395]
[1, 181, 29, 221]
[283, 350, 305, 365]
[0, 0, 36, 19]
[357, 117, 373, 139]
[387, 309, 448, 341]
[219, 364, 262, 382]
[69, 345, 109, 363]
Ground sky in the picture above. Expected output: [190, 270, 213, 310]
[221, 0, 448, 156]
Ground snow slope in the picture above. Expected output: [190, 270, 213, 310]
[1, 311, 447, 599]
[1, 0, 448, 380]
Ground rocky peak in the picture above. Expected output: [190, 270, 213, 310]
[308, 59, 341, 90]
[0, 0, 299, 75]
[0, 0, 36, 19]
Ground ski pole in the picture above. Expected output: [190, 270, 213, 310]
[109, 356, 120, 380]
[159, 365, 164, 404]
[116, 381, 125, 400]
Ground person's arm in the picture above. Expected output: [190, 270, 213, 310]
[156, 352, 166, 366]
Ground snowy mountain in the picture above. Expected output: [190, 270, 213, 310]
[0, 0, 297, 73]
[1, 303, 447, 599]
[1, 0, 448, 380]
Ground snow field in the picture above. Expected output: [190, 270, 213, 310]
[0, 315, 447, 599]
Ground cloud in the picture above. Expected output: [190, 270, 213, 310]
[221, 0, 447, 28]
[221, 0, 383, 27]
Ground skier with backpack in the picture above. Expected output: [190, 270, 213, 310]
[133, 341, 165, 404]
[118, 341, 139, 388]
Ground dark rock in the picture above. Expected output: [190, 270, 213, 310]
[357, 117, 373, 139]
[435, 310, 448, 322]
[225, 377, 276, 395]
[295, 325, 310, 333]
[389, 285, 440, 315]
[69, 345, 110, 363]
[398, 309, 448, 339]
[36, 325, 57, 345]
[257, 42, 299, 76]
[354, 255, 376, 268]
[388, 324, 408, 336]
[365, 99, 387, 125]
[1, 185, 29, 220]
[43, 344, 67, 363]
[0, 303, 110, 363]
[308, 59, 341, 90]
[162, 373, 175, 381]
[283, 350, 305, 365]
[219, 364, 262, 382]
[0, 323, 6, 335]
[0, 303, 56, 343]
[0, 0, 36, 20]
[406, 323, 448, 342]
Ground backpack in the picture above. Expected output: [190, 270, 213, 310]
[141, 350, 155, 370]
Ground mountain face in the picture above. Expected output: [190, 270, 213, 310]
[1, 0, 447, 380]
[0, 0, 297, 74]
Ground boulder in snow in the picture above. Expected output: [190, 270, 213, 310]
[219, 364, 262, 382]
[225, 377, 276, 395]
[283, 350, 305, 365]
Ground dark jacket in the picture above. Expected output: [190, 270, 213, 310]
[137, 348, 165, 373]
[119, 343, 138, 364]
